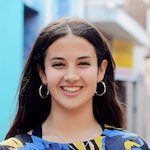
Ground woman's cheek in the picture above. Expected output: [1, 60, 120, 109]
[80, 68, 98, 81]
[46, 70, 64, 85]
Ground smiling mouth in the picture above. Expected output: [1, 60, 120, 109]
[61, 86, 82, 92]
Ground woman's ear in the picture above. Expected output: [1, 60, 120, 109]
[97, 59, 108, 83]
[37, 64, 47, 84]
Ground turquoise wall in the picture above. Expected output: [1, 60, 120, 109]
[0, 0, 23, 141]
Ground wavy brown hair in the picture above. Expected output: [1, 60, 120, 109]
[6, 17, 125, 139]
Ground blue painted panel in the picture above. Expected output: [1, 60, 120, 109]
[58, 0, 70, 18]
[0, 0, 23, 141]
[54, 0, 79, 19]
[24, 6, 39, 64]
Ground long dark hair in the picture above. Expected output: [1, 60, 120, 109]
[5, 17, 125, 139]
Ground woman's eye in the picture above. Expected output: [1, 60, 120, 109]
[78, 62, 90, 66]
[52, 63, 65, 67]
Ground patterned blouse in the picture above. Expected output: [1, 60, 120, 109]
[0, 124, 150, 150]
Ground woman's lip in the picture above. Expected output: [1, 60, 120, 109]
[60, 86, 83, 96]
[60, 86, 83, 90]
[60, 86, 83, 87]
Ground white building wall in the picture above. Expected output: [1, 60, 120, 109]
[126, 46, 150, 142]
[126, 82, 134, 132]
[144, 58, 150, 143]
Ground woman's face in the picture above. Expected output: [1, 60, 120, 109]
[39, 35, 107, 111]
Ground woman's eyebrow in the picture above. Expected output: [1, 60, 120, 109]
[50, 56, 92, 61]
[50, 57, 65, 61]
[77, 56, 92, 60]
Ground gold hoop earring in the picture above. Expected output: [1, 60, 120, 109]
[95, 81, 106, 96]
[39, 84, 49, 99]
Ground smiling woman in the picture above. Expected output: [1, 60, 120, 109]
[0, 17, 149, 150]
[39, 35, 106, 111]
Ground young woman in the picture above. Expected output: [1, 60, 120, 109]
[0, 17, 149, 150]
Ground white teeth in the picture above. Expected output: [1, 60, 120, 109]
[62, 87, 81, 92]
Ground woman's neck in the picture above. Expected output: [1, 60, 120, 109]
[42, 101, 103, 143]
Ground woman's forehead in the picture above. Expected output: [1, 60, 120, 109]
[47, 35, 95, 53]
[45, 35, 97, 59]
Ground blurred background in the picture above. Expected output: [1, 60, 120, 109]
[1, 0, 150, 142]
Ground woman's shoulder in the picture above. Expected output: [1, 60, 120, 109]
[0, 137, 23, 150]
[0, 133, 32, 150]
[103, 124, 150, 149]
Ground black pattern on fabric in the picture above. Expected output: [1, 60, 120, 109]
[0, 125, 150, 150]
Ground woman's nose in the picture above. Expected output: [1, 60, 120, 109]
[64, 68, 80, 83]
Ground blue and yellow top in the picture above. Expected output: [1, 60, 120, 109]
[0, 125, 149, 150]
